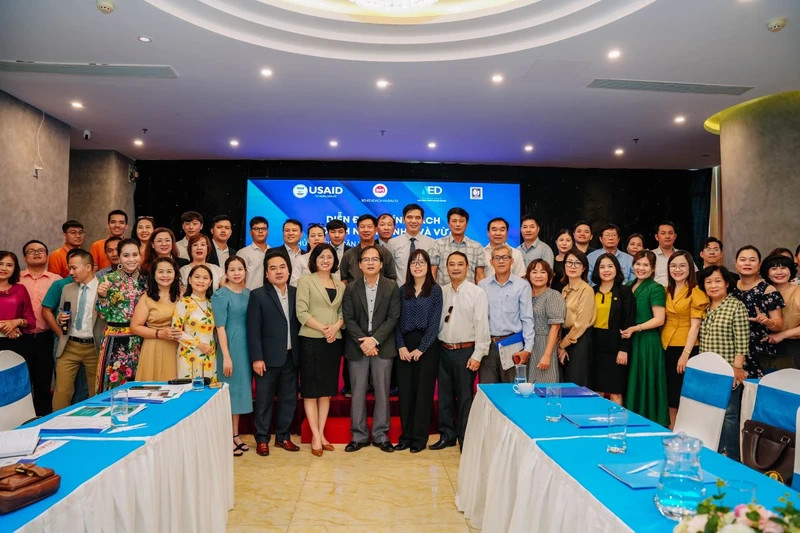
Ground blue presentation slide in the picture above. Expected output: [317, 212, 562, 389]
[245, 179, 520, 248]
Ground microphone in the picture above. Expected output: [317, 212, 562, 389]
[61, 302, 71, 335]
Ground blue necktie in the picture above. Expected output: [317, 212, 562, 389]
[75, 285, 88, 331]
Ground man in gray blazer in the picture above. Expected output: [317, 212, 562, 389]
[53, 250, 105, 411]
[342, 245, 401, 452]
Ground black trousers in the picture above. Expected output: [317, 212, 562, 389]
[23, 333, 55, 416]
[437, 346, 476, 442]
[254, 352, 298, 444]
[397, 330, 440, 448]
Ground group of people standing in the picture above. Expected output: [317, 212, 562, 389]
[1, 204, 799, 464]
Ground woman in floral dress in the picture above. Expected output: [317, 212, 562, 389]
[172, 264, 217, 380]
[96, 238, 147, 392]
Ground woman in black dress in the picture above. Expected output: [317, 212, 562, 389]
[551, 229, 574, 294]
[591, 253, 635, 404]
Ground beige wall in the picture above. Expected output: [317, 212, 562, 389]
[719, 91, 800, 266]
[68, 150, 136, 247]
[0, 90, 71, 261]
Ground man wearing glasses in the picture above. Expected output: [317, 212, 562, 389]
[48, 220, 85, 277]
[341, 245, 401, 453]
[478, 244, 535, 384]
[339, 214, 397, 284]
[483, 217, 526, 279]
[20, 240, 61, 415]
[699, 237, 733, 274]
[237, 216, 270, 290]
[432, 251, 490, 451]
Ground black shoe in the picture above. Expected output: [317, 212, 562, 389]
[410, 445, 424, 453]
[345, 440, 369, 452]
[390, 386, 399, 397]
[429, 437, 457, 450]
[373, 441, 394, 453]
[393, 442, 411, 451]
[458, 439, 464, 452]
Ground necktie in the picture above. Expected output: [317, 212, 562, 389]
[75, 285, 88, 331]
[409, 237, 416, 254]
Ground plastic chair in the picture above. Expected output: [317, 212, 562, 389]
[0, 350, 36, 430]
[673, 352, 734, 450]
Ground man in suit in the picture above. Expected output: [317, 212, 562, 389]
[341, 245, 401, 452]
[52, 249, 106, 410]
[247, 250, 301, 456]
[208, 215, 237, 267]
[339, 214, 397, 285]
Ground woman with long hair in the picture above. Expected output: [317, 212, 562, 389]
[0, 251, 35, 358]
[141, 227, 187, 275]
[179, 234, 224, 290]
[133, 216, 155, 257]
[626, 233, 645, 257]
[558, 248, 596, 387]
[551, 229, 574, 293]
[762, 253, 800, 368]
[172, 264, 216, 380]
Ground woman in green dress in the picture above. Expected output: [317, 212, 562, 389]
[621, 250, 669, 426]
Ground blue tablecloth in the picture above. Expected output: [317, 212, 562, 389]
[1, 439, 144, 532]
[537, 434, 796, 532]
[479, 383, 666, 439]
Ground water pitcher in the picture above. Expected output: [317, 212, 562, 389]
[654, 433, 706, 520]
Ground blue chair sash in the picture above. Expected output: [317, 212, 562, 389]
[0, 363, 31, 407]
[752, 385, 800, 433]
[681, 367, 732, 409]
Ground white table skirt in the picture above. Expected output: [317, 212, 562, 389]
[456, 388, 666, 533]
[17, 385, 234, 533]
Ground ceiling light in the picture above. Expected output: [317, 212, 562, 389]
[614, 148, 624, 156]
[70, 101, 84, 109]
[376, 79, 390, 89]
[349, 0, 438, 11]
[260, 68, 273, 78]
[329, 139, 339, 147]
[524, 144, 534, 153]
[137, 36, 152, 43]
[491, 74, 504, 84]
[427, 141, 437, 149]
[229, 139, 239, 147]
[674, 115, 686, 124]
[133, 139, 143, 147]
[607, 49, 622, 60]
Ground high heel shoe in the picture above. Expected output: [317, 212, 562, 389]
[311, 447, 323, 457]
[322, 443, 335, 451]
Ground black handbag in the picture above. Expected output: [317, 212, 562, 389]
[741, 419, 795, 486]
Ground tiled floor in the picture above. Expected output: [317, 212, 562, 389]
[226, 434, 477, 532]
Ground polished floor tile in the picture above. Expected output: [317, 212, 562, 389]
[227, 434, 475, 531]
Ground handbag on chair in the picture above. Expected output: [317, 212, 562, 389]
[741, 419, 795, 486]
[0, 463, 61, 514]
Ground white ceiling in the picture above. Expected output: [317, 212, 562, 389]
[0, 0, 798, 168]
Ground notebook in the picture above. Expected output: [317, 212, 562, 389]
[534, 386, 597, 398]
[598, 461, 719, 489]
[0, 428, 40, 458]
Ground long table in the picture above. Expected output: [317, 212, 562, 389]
[2, 383, 234, 533]
[456, 383, 795, 533]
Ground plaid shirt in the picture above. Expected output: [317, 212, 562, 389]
[430, 235, 486, 286]
[699, 295, 749, 365]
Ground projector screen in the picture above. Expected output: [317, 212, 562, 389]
[245, 179, 521, 248]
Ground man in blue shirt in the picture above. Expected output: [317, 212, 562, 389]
[587, 223, 634, 285]
[478, 244, 535, 383]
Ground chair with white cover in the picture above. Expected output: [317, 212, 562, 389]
[673, 352, 734, 450]
[751, 368, 800, 434]
[793, 407, 800, 491]
[0, 350, 36, 430]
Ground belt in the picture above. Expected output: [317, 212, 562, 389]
[68, 336, 94, 344]
[441, 341, 475, 350]
[106, 322, 130, 328]
[491, 332, 517, 343]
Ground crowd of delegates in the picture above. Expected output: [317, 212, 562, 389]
[2, 204, 800, 463]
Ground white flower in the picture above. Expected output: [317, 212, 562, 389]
[719, 524, 757, 533]
[685, 514, 709, 532]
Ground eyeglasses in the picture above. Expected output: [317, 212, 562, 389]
[25, 249, 47, 256]
[444, 305, 454, 323]
[361, 257, 381, 263]
[669, 264, 688, 270]
[410, 260, 427, 267]
[251, 226, 268, 232]
[492, 255, 511, 262]
[565, 261, 582, 267]
[66, 230, 84, 236]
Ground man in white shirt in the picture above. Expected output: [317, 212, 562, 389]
[376, 213, 395, 246]
[587, 223, 634, 284]
[430, 207, 486, 286]
[652, 220, 678, 286]
[237, 216, 270, 290]
[208, 215, 236, 267]
[176, 210, 203, 260]
[483, 217, 526, 279]
[387, 203, 435, 286]
[518, 214, 554, 268]
[431, 251, 490, 451]
[273, 219, 306, 287]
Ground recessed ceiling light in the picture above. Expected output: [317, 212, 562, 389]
[376, 79, 390, 89]
[329, 139, 338, 147]
[524, 144, 534, 152]
[229, 139, 239, 147]
[133, 139, 144, 147]
[607, 49, 622, 60]
[70, 101, 83, 109]
[491, 74, 504, 84]
[260, 68, 273, 78]
[614, 148, 624, 156]
[674, 115, 686, 124]
[427, 141, 437, 149]
[137, 36, 152, 43]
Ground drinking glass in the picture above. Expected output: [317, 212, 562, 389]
[192, 360, 205, 391]
[110, 388, 129, 427]
[606, 405, 628, 453]
[720, 480, 757, 510]
[544, 384, 561, 422]
[514, 364, 527, 387]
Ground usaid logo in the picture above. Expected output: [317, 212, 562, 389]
[425, 186, 442, 195]
[373, 183, 388, 198]
[293, 184, 308, 198]
[470, 187, 483, 200]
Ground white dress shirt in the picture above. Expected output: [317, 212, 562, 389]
[439, 280, 491, 362]
[179, 263, 225, 291]
[275, 285, 292, 350]
[387, 232, 436, 286]
[69, 277, 98, 339]
[237, 243, 269, 290]
[284, 245, 305, 287]
[213, 241, 231, 265]
[483, 243, 526, 280]
[176, 237, 190, 261]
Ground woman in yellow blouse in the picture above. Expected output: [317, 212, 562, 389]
[661, 251, 709, 428]
[296, 243, 345, 456]
[558, 249, 597, 387]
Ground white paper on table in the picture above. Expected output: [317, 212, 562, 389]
[0, 439, 68, 467]
[39, 413, 112, 431]
[0, 427, 40, 458]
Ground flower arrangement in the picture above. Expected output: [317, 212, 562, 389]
[674, 481, 800, 533]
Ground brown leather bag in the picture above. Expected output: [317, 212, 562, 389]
[741, 419, 795, 486]
[0, 463, 61, 514]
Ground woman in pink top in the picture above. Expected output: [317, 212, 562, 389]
[0, 251, 36, 357]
